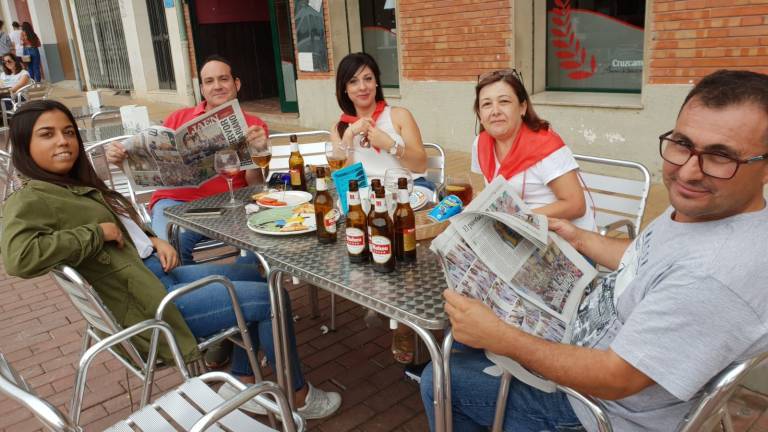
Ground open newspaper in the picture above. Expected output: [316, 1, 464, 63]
[122, 100, 254, 189]
[431, 176, 597, 392]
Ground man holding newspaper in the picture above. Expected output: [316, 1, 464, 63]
[106, 55, 268, 265]
[422, 70, 768, 431]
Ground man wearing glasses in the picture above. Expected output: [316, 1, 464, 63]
[423, 69, 768, 431]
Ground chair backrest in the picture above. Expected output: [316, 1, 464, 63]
[268, 130, 330, 172]
[574, 154, 651, 236]
[90, 110, 122, 129]
[19, 82, 52, 101]
[423, 142, 445, 186]
[0, 353, 79, 432]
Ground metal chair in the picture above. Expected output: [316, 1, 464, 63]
[268, 130, 331, 173]
[1, 82, 51, 126]
[0, 319, 305, 432]
[574, 154, 651, 239]
[50, 265, 267, 408]
[423, 142, 446, 196]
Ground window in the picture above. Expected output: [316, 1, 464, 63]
[545, 0, 645, 93]
[359, 0, 399, 88]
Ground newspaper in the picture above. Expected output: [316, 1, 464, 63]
[122, 100, 254, 189]
[431, 176, 597, 392]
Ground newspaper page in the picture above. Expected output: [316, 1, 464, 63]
[431, 177, 597, 392]
[122, 100, 254, 189]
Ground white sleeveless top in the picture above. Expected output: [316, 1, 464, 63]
[349, 106, 425, 180]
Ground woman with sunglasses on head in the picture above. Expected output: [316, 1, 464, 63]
[331, 52, 431, 188]
[471, 69, 594, 230]
[0, 100, 342, 420]
[0, 53, 30, 93]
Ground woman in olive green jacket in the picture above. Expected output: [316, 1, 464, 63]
[1, 100, 342, 418]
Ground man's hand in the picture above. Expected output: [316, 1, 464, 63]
[99, 222, 124, 248]
[548, 217, 584, 250]
[106, 141, 128, 166]
[150, 237, 180, 272]
[245, 125, 267, 148]
[444, 290, 507, 352]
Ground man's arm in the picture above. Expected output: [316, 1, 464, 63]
[445, 290, 654, 400]
[549, 218, 632, 271]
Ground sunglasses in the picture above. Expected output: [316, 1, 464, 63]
[477, 68, 524, 84]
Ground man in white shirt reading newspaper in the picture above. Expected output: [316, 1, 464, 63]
[421, 69, 768, 432]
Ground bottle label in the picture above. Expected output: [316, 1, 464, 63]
[374, 197, 387, 213]
[316, 177, 327, 191]
[397, 189, 410, 204]
[370, 236, 392, 263]
[348, 191, 361, 205]
[290, 167, 302, 185]
[324, 209, 340, 233]
[345, 227, 365, 254]
[403, 228, 416, 251]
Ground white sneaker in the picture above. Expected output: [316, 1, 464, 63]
[297, 383, 342, 420]
[217, 381, 268, 415]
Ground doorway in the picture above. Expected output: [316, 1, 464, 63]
[189, 0, 298, 113]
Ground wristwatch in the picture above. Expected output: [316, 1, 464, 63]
[388, 138, 404, 157]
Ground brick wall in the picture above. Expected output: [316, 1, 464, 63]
[183, 2, 198, 79]
[291, 0, 335, 80]
[398, 0, 513, 81]
[649, 1, 768, 84]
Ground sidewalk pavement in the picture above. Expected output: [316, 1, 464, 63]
[0, 84, 765, 431]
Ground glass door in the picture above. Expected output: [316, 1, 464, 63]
[269, 0, 298, 113]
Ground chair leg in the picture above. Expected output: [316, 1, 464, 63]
[491, 372, 513, 432]
[329, 293, 336, 331]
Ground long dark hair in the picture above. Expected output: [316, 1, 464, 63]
[474, 70, 549, 133]
[335, 52, 385, 138]
[10, 100, 142, 224]
[2, 53, 23, 75]
[21, 22, 39, 47]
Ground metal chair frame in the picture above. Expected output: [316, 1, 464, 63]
[0, 319, 304, 432]
[1, 82, 51, 126]
[50, 265, 267, 410]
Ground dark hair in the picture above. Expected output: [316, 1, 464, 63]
[0, 20, 4, 29]
[474, 70, 549, 133]
[199, 54, 238, 80]
[21, 22, 39, 47]
[2, 53, 23, 75]
[335, 52, 385, 137]
[11, 21, 19, 29]
[10, 100, 142, 224]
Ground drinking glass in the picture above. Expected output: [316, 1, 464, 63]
[325, 141, 348, 173]
[442, 173, 474, 206]
[384, 167, 413, 214]
[214, 149, 242, 208]
[248, 137, 272, 191]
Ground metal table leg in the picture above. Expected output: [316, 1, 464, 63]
[267, 269, 290, 406]
[442, 329, 454, 432]
[273, 270, 296, 410]
[401, 321, 446, 432]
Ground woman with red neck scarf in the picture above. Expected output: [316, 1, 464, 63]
[331, 52, 430, 187]
[471, 70, 595, 231]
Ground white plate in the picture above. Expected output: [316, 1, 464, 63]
[247, 220, 316, 236]
[256, 191, 313, 208]
[246, 207, 317, 236]
[410, 185, 433, 211]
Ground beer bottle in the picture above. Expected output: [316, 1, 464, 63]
[369, 188, 395, 273]
[314, 167, 337, 244]
[345, 180, 368, 262]
[393, 177, 416, 263]
[288, 134, 307, 191]
[368, 178, 382, 212]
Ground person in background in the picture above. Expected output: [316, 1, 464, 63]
[1, 100, 342, 420]
[470, 69, 594, 231]
[0, 53, 30, 93]
[20, 22, 41, 82]
[9, 21, 23, 58]
[0, 20, 13, 57]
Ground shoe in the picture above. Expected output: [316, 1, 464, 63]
[217, 381, 268, 415]
[204, 340, 232, 369]
[297, 383, 342, 420]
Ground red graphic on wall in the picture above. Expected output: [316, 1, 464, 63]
[550, 0, 596, 80]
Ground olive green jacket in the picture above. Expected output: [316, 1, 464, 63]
[1, 180, 199, 363]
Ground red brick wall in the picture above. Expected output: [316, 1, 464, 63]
[398, 0, 513, 81]
[649, 1, 768, 84]
[290, 0, 335, 80]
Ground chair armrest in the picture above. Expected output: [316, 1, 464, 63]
[191, 371, 305, 432]
[598, 219, 637, 239]
[556, 385, 614, 432]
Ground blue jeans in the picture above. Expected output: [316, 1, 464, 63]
[23, 47, 41, 82]
[143, 254, 306, 390]
[420, 347, 584, 432]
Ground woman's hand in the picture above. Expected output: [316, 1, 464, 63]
[345, 117, 374, 138]
[99, 222, 124, 248]
[366, 126, 395, 153]
[150, 237, 180, 272]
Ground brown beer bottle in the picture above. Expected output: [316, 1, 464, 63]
[314, 167, 337, 244]
[288, 134, 307, 191]
[345, 180, 368, 262]
[393, 177, 416, 263]
[368, 178, 382, 213]
[369, 188, 395, 273]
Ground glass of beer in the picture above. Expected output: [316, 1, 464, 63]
[248, 137, 272, 191]
[325, 141, 348, 173]
[445, 174, 474, 206]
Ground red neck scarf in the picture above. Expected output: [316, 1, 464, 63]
[340, 100, 388, 153]
[477, 124, 564, 183]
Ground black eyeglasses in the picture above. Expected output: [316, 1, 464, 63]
[659, 130, 768, 179]
[477, 68, 524, 84]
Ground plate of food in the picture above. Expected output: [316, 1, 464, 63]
[252, 190, 313, 208]
[247, 203, 316, 236]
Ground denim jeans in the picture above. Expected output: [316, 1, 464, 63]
[23, 46, 41, 82]
[420, 347, 585, 432]
[143, 254, 306, 390]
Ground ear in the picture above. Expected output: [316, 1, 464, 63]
[235, 77, 241, 93]
[520, 100, 528, 115]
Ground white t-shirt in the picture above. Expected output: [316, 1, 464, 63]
[117, 215, 154, 259]
[0, 69, 28, 89]
[470, 136, 595, 231]
[9, 29, 22, 57]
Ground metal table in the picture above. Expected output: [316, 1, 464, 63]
[164, 186, 450, 431]
[70, 105, 120, 120]
[80, 123, 129, 144]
